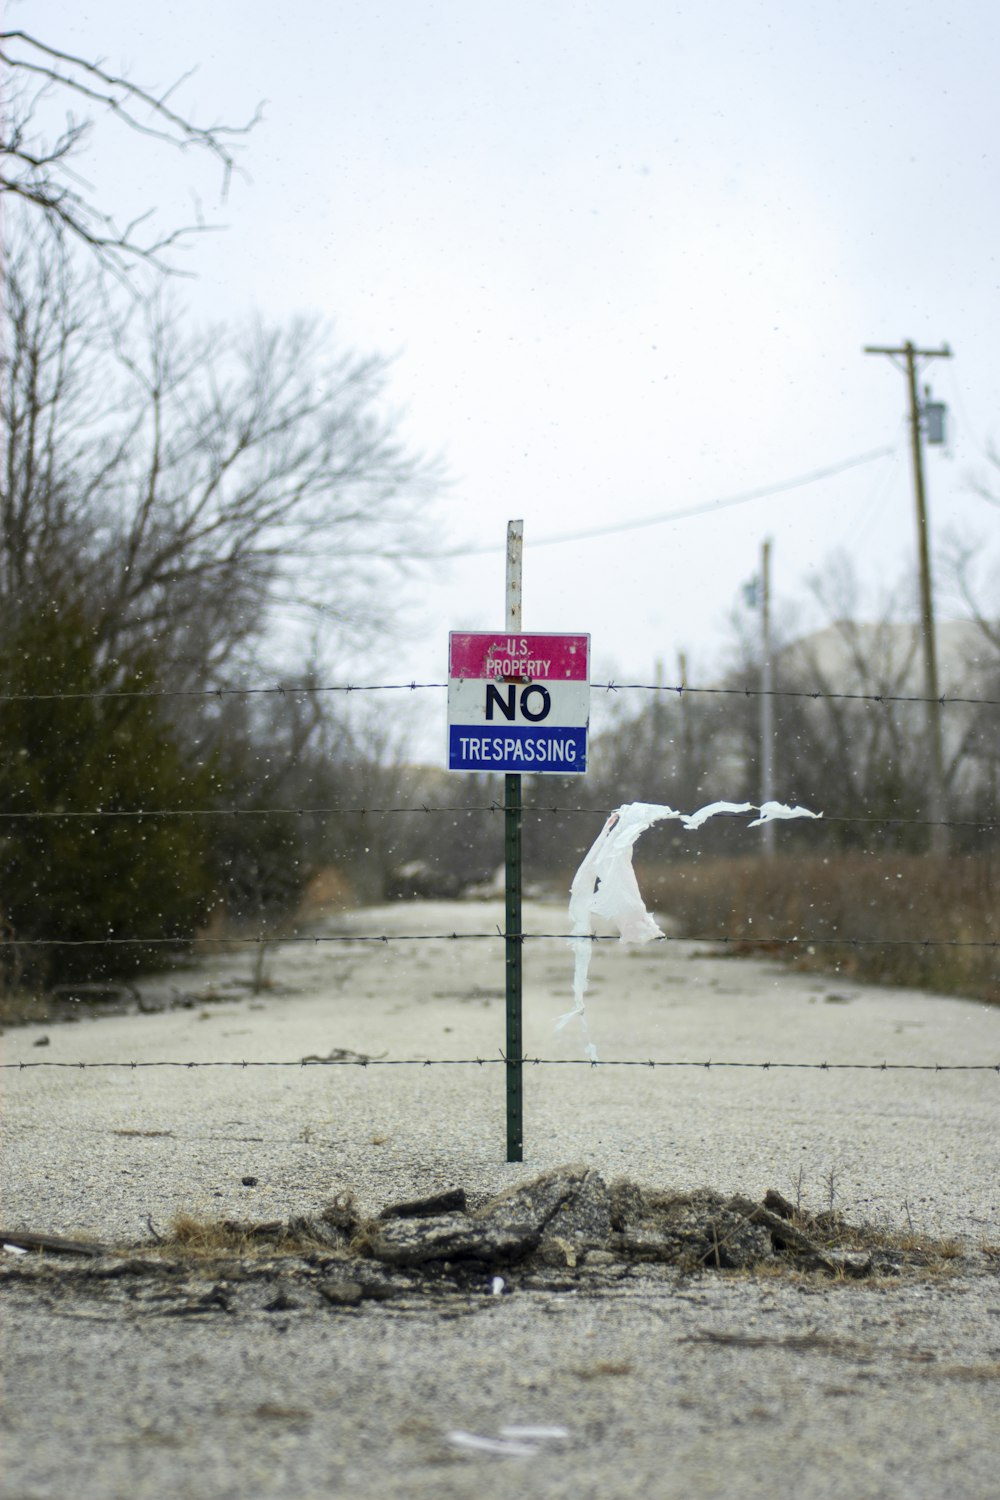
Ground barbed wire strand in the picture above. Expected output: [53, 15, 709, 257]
[0, 803, 996, 829]
[601, 682, 1000, 708]
[1, 679, 998, 709]
[5, 932, 998, 950]
[3, 1056, 998, 1073]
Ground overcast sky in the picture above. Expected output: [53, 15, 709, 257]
[22, 0, 1000, 719]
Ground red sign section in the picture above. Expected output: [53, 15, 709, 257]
[449, 633, 589, 681]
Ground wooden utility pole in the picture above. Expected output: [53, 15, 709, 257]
[863, 340, 951, 853]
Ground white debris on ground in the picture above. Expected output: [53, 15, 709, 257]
[559, 800, 822, 1057]
[446, 1426, 570, 1458]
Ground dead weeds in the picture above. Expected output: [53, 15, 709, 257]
[638, 851, 999, 1003]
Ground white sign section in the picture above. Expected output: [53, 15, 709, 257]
[447, 632, 590, 774]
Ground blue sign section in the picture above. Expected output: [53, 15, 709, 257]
[449, 724, 588, 774]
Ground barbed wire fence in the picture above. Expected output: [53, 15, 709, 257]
[1, 677, 998, 706]
[2, 676, 998, 1080]
[5, 1058, 999, 1073]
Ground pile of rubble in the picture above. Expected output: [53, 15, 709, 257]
[3, 1168, 952, 1317]
[180, 1166, 923, 1280]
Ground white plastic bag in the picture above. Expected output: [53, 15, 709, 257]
[559, 799, 821, 1054]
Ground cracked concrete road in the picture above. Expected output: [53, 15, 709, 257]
[2, 899, 999, 1499]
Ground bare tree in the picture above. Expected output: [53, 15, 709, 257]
[1, 237, 442, 688]
[1, 238, 93, 603]
[944, 532, 1000, 657]
[0, 28, 259, 274]
[940, 522, 1000, 823]
[0, 235, 446, 977]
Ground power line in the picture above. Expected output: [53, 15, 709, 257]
[438, 448, 896, 556]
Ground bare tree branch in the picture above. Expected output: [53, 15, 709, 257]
[967, 445, 1000, 508]
[0, 29, 261, 274]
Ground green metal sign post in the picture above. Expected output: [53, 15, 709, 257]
[504, 768, 523, 1161]
[504, 520, 524, 1162]
[445, 520, 589, 1161]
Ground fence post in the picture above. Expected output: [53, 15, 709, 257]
[505, 519, 524, 1162]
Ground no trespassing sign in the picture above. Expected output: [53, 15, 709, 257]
[447, 632, 590, 775]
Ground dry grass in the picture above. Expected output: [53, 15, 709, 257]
[638, 851, 999, 1003]
[167, 1214, 266, 1257]
[163, 1201, 356, 1260]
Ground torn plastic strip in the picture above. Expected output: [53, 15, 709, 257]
[559, 799, 822, 1056]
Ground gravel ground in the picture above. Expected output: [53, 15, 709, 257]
[2, 898, 999, 1499]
